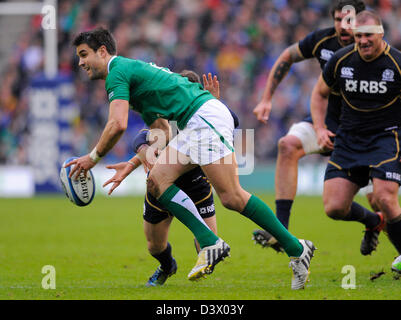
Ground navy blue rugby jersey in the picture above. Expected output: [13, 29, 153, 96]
[323, 42, 401, 134]
[298, 27, 344, 132]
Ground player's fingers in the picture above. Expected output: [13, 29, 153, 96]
[325, 138, 334, 149]
[73, 167, 82, 180]
[202, 74, 208, 85]
[68, 164, 78, 178]
[64, 160, 77, 168]
[103, 178, 114, 187]
[109, 182, 120, 195]
[262, 109, 270, 121]
[73, 171, 79, 181]
[256, 111, 267, 123]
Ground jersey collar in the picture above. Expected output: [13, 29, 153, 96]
[357, 41, 389, 62]
[107, 55, 117, 73]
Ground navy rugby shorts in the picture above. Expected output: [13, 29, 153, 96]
[325, 128, 401, 187]
[143, 169, 215, 224]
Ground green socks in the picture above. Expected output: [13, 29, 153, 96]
[158, 186, 303, 257]
[242, 195, 303, 257]
[158, 184, 219, 249]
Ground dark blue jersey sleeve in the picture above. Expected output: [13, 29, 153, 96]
[298, 31, 317, 59]
[322, 53, 338, 88]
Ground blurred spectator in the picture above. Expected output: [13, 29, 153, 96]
[1, 0, 401, 165]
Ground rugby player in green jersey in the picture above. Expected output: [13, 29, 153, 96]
[103, 71, 221, 287]
[66, 27, 316, 289]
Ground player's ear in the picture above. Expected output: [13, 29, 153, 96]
[97, 45, 108, 58]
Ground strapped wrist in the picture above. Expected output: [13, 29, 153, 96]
[89, 147, 103, 163]
[128, 157, 141, 167]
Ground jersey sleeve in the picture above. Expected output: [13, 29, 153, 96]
[298, 31, 318, 59]
[105, 67, 130, 102]
[322, 53, 338, 88]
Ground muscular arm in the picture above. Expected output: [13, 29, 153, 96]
[66, 99, 129, 178]
[311, 74, 334, 150]
[95, 99, 129, 157]
[148, 118, 172, 150]
[264, 44, 304, 100]
[254, 44, 305, 123]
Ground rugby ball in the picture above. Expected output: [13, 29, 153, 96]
[60, 157, 95, 206]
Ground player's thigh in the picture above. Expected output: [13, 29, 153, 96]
[201, 153, 251, 211]
[323, 177, 359, 212]
[148, 145, 197, 197]
[285, 121, 322, 155]
[372, 178, 401, 220]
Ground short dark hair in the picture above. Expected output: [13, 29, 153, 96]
[330, 0, 366, 17]
[356, 10, 383, 25]
[72, 27, 117, 55]
[179, 70, 201, 84]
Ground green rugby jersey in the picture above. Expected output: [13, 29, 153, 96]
[105, 56, 214, 129]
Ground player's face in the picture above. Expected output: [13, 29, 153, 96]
[76, 44, 107, 80]
[354, 24, 384, 60]
[334, 10, 354, 46]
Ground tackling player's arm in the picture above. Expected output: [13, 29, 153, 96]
[136, 118, 171, 171]
[253, 43, 305, 123]
[310, 74, 335, 150]
[103, 155, 141, 195]
[66, 99, 129, 178]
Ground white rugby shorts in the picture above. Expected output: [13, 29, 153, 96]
[168, 99, 235, 165]
[286, 121, 324, 155]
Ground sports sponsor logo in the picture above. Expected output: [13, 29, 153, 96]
[199, 204, 215, 215]
[382, 69, 395, 82]
[108, 91, 114, 100]
[345, 79, 387, 94]
[386, 171, 401, 182]
[341, 67, 354, 79]
[320, 49, 334, 61]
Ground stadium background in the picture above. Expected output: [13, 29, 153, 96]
[0, 0, 400, 197]
[1, 0, 401, 302]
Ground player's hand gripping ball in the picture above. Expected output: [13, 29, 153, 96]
[60, 157, 95, 206]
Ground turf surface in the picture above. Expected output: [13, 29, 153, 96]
[0, 194, 400, 300]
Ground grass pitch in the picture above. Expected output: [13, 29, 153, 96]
[0, 194, 400, 300]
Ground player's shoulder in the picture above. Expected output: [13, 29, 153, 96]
[109, 56, 139, 72]
[106, 56, 139, 84]
[309, 27, 337, 40]
[299, 27, 337, 59]
[387, 45, 401, 63]
[301, 27, 336, 46]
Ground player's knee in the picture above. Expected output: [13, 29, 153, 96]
[324, 202, 349, 220]
[366, 192, 380, 212]
[374, 191, 396, 213]
[278, 136, 303, 158]
[219, 191, 244, 212]
[146, 174, 161, 199]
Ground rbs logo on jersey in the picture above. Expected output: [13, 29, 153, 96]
[345, 79, 387, 94]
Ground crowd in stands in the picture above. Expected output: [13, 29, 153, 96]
[1, 0, 400, 165]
